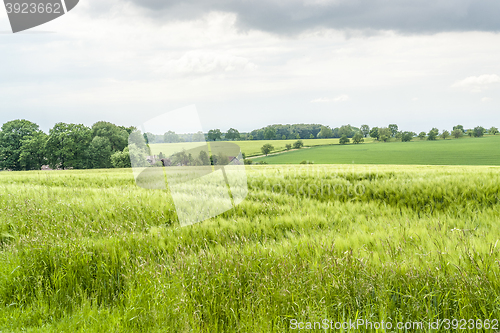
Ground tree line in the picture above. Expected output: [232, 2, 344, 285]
[0, 119, 497, 171]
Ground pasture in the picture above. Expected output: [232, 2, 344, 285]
[1, 165, 500, 331]
[150, 138, 376, 158]
[252, 135, 500, 165]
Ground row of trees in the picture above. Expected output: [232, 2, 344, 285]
[0, 120, 135, 171]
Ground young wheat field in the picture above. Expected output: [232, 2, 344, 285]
[1, 165, 500, 332]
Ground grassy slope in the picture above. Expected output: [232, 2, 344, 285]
[1, 165, 500, 331]
[253, 135, 500, 165]
[150, 138, 375, 158]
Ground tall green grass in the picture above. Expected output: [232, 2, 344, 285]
[0, 165, 500, 332]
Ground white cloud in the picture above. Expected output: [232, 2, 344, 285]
[311, 94, 350, 103]
[451, 74, 500, 93]
[160, 51, 257, 75]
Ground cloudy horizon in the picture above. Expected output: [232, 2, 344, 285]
[1, 0, 499, 134]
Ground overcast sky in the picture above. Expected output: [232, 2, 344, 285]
[1, 0, 500, 134]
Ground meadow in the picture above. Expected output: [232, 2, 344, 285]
[150, 138, 376, 158]
[252, 135, 500, 165]
[1, 164, 500, 332]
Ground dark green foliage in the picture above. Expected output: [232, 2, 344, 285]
[293, 140, 304, 149]
[452, 129, 463, 139]
[110, 147, 131, 168]
[208, 129, 222, 141]
[473, 126, 485, 137]
[427, 128, 439, 140]
[19, 131, 48, 170]
[91, 121, 128, 152]
[352, 132, 364, 144]
[225, 128, 240, 141]
[45, 123, 92, 169]
[0, 119, 40, 171]
[418, 131, 426, 140]
[369, 127, 379, 140]
[88, 136, 113, 169]
[401, 131, 415, 142]
[388, 124, 398, 137]
[339, 135, 350, 144]
[360, 124, 370, 137]
[261, 143, 274, 156]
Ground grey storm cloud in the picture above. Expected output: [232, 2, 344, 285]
[125, 0, 500, 34]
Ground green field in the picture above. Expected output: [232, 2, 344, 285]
[253, 135, 500, 165]
[1, 165, 500, 332]
[150, 138, 375, 158]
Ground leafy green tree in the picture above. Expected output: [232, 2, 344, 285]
[339, 125, 355, 138]
[91, 121, 128, 152]
[452, 129, 464, 139]
[489, 127, 499, 135]
[388, 124, 398, 137]
[418, 132, 426, 140]
[19, 131, 48, 170]
[401, 132, 415, 142]
[110, 147, 131, 168]
[282, 135, 287, 140]
[285, 144, 292, 150]
[466, 129, 473, 137]
[339, 135, 350, 144]
[45, 123, 92, 170]
[440, 130, 450, 140]
[208, 129, 222, 141]
[427, 128, 439, 140]
[473, 126, 485, 137]
[264, 127, 277, 140]
[395, 131, 403, 140]
[309, 134, 315, 139]
[369, 127, 380, 140]
[295, 134, 301, 139]
[0, 119, 40, 171]
[318, 126, 333, 138]
[164, 131, 180, 143]
[293, 140, 304, 149]
[261, 144, 274, 156]
[378, 127, 391, 142]
[225, 128, 240, 141]
[248, 135, 254, 140]
[352, 132, 364, 144]
[453, 125, 464, 132]
[360, 125, 370, 138]
[87, 136, 113, 169]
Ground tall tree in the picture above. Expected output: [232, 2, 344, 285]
[225, 128, 241, 141]
[0, 119, 40, 171]
[427, 128, 439, 140]
[87, 136, 113, 169]
[452, 129, 464, 139]
[453, 125, 464, 132]
[207, 129, 222, 141]
[473, 126, 485, 137]
[378, 127, 391, 142]
[388, 124, 399, 137]
[19, 131, 48, 170]
[369, 127, 380, 140]
[489, 127, 499, 135]
[91, 121, 128, 152]
[261, 144, 274, 156]
[360, 125, 370, 138]
[45, 123, 92, 170]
